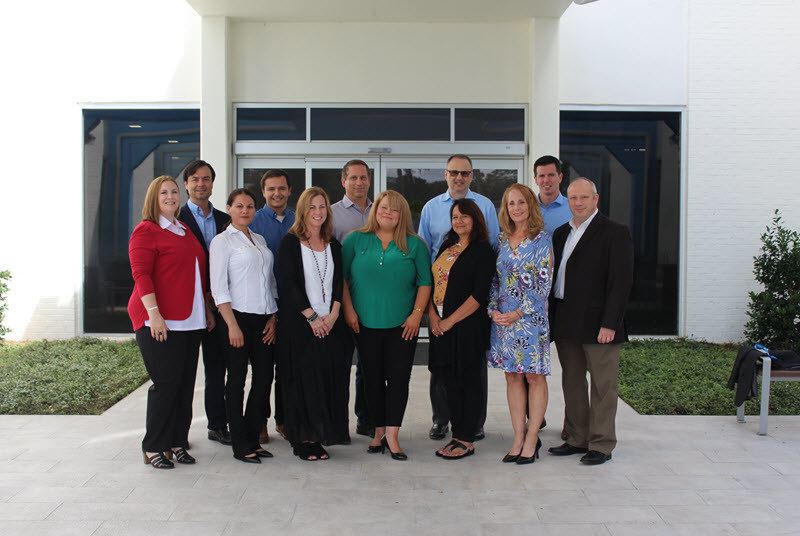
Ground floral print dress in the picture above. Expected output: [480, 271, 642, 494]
[487, 231, 553, 374]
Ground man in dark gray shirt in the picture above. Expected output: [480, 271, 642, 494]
[331, 159, 373, 436]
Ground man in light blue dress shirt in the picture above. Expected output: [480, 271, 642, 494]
[418, 154, 499, 441]
[249, 169, 296, 442]
[534, 155, 572, 235]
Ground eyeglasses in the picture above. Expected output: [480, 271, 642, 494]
[446, 170, 473, 177]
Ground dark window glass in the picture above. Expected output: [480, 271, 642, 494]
[455, 108, 525, 141]
[236, 108, 306, 140]
[242, 168, 306, 211]
[560, 110, 681, 335]
[83, 109, 200, 333]
[311, 108, 450, 141]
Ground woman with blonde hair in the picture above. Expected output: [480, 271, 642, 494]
[277, 186, 350, 461]
[128, 175, 214, 469]
[342, 190, 432, 460]
[487, 183, 553, 465]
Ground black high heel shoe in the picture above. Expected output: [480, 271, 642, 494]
[367, 437, 385, 454]
[516, 437, 542, 465]
[381, 436, 408, 461]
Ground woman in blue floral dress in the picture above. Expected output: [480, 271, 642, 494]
[488, 184, 553, 465]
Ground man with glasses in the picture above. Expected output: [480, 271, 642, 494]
[418, 154, 500, 441]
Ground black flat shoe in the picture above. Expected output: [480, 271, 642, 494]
[580, 450, 611, 465]
[254, 448, 273, 458]
[502, 452, 520, 463]
[548, 442, 588, 456]
[429, 423, 448, 440]
[234, 453, 261, 464]
[143, 451, 174, 469]
[171, 447, 195, 464]
[367, 441, 385, 454]
[382, 436, 408, 461]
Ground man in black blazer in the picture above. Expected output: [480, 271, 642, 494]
[178, 160, 232, 445]
[547, 178, 634, 465]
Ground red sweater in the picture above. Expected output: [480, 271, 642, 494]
[127, 220, 208, 331]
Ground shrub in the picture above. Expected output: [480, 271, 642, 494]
[0, 337, 148, 415]
[744, 211, 800, 351]
[0, 270, 10, 341]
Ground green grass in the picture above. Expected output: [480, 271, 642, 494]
[0, 338, 148, 415]
[619, 338, 800, 415]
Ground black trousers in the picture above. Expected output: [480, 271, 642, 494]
[200, 312, 227, 431]
[430, 364, 488, 429]
[136, 328, 202, 453]
[343, 329, 369, 424]
[444, 365, 485, 443]
[220, 311, 275, 458]
[355, 325, 417, 428]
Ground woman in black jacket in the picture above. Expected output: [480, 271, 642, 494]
[276, 187, 350, 460]
[427, 199, 496, 459]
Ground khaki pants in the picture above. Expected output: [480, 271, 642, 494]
[556, 341, 621, 455]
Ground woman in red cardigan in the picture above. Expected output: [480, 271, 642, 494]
[128, 175, 214, 469]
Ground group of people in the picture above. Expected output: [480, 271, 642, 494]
[127, 154, 634, 470]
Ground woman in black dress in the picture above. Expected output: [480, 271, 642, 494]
[277, 186, 350, 460]
[427, 199, 496, 459]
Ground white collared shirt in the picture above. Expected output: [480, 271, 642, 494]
[301, 243, 334, 317]
[145, 216, 206, 331]
[554, 209, 599, 299]
[209, 225, 278, 315]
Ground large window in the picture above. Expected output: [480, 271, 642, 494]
[560, 110, 681, 335]
[83, 108, 200, 333]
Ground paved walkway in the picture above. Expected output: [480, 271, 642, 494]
[2, 347, 799, 536]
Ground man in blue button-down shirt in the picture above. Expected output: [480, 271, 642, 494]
[418, 154, 499, 442]
[534, 155, 572, 235]
[249, 169, 295, 441]
[179, 160, 232, 447]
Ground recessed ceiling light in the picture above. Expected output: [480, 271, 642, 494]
[167, 140, 179, 143]
[128, 124, 142, 128]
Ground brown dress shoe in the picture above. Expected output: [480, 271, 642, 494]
[275, 424, 287, 440]
[259, 423, 270, 444]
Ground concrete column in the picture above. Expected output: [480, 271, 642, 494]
[201, 16, 230, 208]
[529, 17, 560, 175]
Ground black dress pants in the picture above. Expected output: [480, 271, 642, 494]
[220, 311, 275, 458]
[445, 365, 484, 443]
[200, 312, 228, 431]
[431, 364, 488, 429]
[136, 328, 202, 453]
[355, 325, 417, 428]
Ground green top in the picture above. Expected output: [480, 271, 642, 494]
[342, 232, 433, 329]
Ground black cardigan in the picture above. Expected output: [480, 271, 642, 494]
[277, 233, 344, 325]
[428, 240, 496, 375]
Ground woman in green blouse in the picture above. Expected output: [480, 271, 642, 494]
[342, 190, 432, 460]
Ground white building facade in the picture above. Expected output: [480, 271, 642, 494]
[1, 0, 798, 343]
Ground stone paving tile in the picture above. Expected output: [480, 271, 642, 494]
[626, 474, 744, 491]
[3, 520, 102, 536]
[606, 522, 739, 535]
[537, 505, 661, 524]
[10, 486, 133, 503]
[293, 502, 414, 525]
[697, 488, 800, 505]
[93, 520, 228, 536]
[0, 486, 22, 501]
[732, 474, 800, 490]
[125, 485, 246, 504]
[0, 502, 60, 520]
[47, 501, 176, 521]
[583, 489, 705, 506]
[168, 501, 295, 523]
[653, 504, 783, 524]
[732, 522, 800, 536]
[0, 472, 93, 488]
[482, 524, 611, 536]
[83, 471, 201, 489]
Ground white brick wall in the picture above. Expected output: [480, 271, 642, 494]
[686, 0, 800, 342]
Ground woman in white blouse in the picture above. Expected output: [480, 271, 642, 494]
[209, 188, 279, 463]
[277, 186, 350, 461]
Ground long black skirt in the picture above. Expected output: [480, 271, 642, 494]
[277, 320, 351, 447]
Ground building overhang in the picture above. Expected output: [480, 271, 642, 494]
[185, 0, 575, 22]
